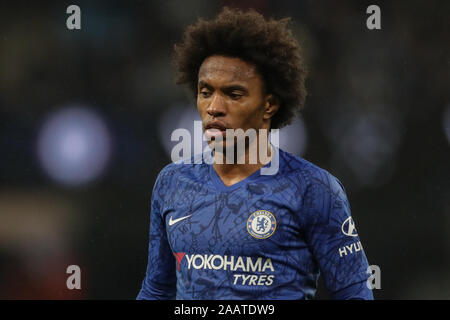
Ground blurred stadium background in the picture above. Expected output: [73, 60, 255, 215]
[0, 0, 449, 299]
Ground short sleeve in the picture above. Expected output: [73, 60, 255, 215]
[301, 171, 373, 300]
[137, 168, 177, 300]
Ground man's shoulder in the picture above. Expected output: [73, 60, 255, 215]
[278, 148, 345, 196]
[156, 154, 209, 183]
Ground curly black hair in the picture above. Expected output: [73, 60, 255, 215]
[173, 6, 307, 129]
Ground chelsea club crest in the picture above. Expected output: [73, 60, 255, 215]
[247, 210, 277, 239]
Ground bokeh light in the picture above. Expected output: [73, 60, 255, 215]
[37, 106, 112, 186]
[443, 104, 450, 145]
[158, 103, 205, 159]
[272, 116, 308, 157]
[327, 111, 403, 188]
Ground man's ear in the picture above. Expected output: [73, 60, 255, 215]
[263, 94, 280, 120]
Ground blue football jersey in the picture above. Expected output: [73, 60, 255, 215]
[137, 147, 373, 300]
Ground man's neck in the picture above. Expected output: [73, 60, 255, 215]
[212, 140, 273, 187]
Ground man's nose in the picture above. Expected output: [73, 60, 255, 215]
[206, 93, 226, 117]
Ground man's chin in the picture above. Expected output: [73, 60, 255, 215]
[207, 140, 228, 152]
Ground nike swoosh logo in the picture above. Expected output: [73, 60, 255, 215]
[168, 214, 192, 226]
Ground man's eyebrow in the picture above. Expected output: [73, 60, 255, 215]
[222, 84, 248, 93]
[198, 80, 248, 92]
[198, 80, 212, 89]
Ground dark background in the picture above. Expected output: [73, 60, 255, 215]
[0, 0, 449, 299]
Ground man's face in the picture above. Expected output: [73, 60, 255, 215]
[197, 55, 272, 149]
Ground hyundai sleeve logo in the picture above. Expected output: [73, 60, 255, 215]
[341, 216, 358, 237]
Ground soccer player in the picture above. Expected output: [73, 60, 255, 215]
[137, 7, 373, 300]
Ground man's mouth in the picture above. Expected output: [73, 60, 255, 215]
[205, 121, 227, 139]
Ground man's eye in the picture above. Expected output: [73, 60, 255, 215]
[200, 91, 211, 98]
[229, 93, 243, 99]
